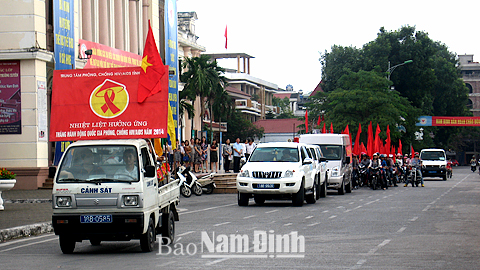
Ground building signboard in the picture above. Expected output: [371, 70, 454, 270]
[0, 60, 21, 134]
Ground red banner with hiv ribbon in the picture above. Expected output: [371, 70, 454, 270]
[49, 67, 168, 141]
[417, 116, 480, 126]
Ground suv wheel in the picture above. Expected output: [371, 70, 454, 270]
[292, 181, 305, 206]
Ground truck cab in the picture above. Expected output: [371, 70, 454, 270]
[420, 148, 447, 180]
[51, 139, 180, 253]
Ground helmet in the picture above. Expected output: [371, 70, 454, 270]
[404, 154, 408, 157]
[388, 154, 393, 158]
[396, 153, 402, 157]
[380, 154, 386, 158]
[414, 152, 419, 157]
[361, 152, 367, 156]
[373, 153, 378, 157]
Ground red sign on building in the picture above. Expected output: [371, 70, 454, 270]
[0, 60, 21, 134]
[78, 39, 142, 69]
[49, 67, 168, 141]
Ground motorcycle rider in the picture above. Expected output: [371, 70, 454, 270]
[387, 154, 396, 186]
[380, 154, 389, 189]
[405, 152, 424, 187]
[446, 158, 453, 178]
[351, 153, 359, 189]
[470, 156, 477, 172]
[395, 153, 404, 183]
[359, 153, 371, 186]
[369, 153, 386, 190]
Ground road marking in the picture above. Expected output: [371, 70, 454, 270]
[179, 203, 237, 216]
[409, 216, 418, 222]
[337, 206, 345, 209]
[177, 231, 196, 237]
[422, 205, 431, 212]
[349, 202, 355, 205]
[329, 215, 337, 219]
[0, 233, 54, 248]
[307, 222, 321, 227]
[265, 209, 278, 214]
[157, 261, 177, 267]
[284, 223, 293, 226]
[305, 215, 314, 219]
[397, 227, 407, 233]
[213, 222, 231, 227]
[205, 258, 230, 266]
[322, 210, 329, 213]
[0, 237, 57, 253]
[243, 215, 256, 219]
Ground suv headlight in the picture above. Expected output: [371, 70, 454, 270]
[239, 170, 249, 177]
[440, 165, 445, 168]
[284, 170, 294, 178]
[123, 195, 139, 206]
[331, 166, 340, 177]
[56, 196, 72, 207]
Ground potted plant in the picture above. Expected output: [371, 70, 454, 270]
[0, 168, 17, 210]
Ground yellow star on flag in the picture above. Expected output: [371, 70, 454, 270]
[141, 55, 153, 73]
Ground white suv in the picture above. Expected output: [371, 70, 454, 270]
[236, 142, 315, 206]
[305, 144, 328, 199]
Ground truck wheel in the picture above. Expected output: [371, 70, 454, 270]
[338, 180, 345, 195]
[305, 184, 316, 204]
[180, 185, 191, 197]
[315, 175, 321, 200]
[59, 235, 75, 254]
[192, 183, 203, 196]
[162, 211, 175, 245]
[238, 192, 249, 206]
[254, 194, 265, 205]
[320, 175, 327, 198]
[292, 181, 305, 206]
[140, 217, 156, 252]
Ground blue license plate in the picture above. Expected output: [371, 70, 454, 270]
[429, 171, 436, 174]
[80, 214, 112, 223]
[257, 184, 275, 189]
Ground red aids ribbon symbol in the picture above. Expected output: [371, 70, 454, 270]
[96, 88, 121, 114]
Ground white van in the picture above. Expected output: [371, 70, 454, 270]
[299, 134, 353, 195]
[420, 148, 447, 180]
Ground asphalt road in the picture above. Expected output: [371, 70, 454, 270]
[1, 167, 479, 269]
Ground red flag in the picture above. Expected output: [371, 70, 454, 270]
[305, 110, 308, 133]
[330, 122, 334, 133]
[411, 145, 415, 156]
[317, 115, 322, 126]
[224, 25, 228, 49]
[374, 124, 381, 154]
[322, 122, 326, 133]
[342, 125, 352, 156]
[398, 139, 403, 155]
[353, 123, 362, 156]
[138, 21, 167, 103]
[367, 122, 374, 157]
[361, 142, 367, 154]
[385, 125, 391, 155]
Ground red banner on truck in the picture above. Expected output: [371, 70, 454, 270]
[49, 67, 167, 141]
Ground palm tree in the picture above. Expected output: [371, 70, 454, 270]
[209, 82, 234, 142]
[180, 55, 226, 135]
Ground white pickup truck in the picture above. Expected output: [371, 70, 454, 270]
[50, 139, 180, 254]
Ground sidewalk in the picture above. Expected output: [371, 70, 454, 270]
[0, 189, 53, 242]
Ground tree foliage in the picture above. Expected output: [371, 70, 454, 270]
[225, 111, 264, 142]
[318, 26, 469, 150]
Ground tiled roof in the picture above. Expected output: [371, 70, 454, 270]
[273, 93, 292, 99]
[310, 81, 323, 97]
[254, 118, 303, 134]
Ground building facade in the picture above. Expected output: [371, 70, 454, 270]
[459, 54, 480, 116]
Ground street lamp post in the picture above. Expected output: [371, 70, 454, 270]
[387, 60, 413, 80]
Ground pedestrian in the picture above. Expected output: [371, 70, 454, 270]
[183, 140, 192, 168]
[233, 138, 243, 173]
[194, 138, 202, 173]
[201, 136, 208, 173]
[210, 138, 218, 173]
[245, 138, 256, 161]
[223, 139, 232, 173]
[180, 141, 185, 165]
[173, 147, 181, 173]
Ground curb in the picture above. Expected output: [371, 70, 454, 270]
[0, 222, 53, 243]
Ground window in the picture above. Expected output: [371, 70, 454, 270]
[466, 83, 473, 94]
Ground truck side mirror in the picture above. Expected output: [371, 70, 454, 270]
[144, 165, 156, 177]
[48, 166, 57, 178]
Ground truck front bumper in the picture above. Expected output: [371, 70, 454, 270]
[236, 177, 301, 194]
[421, 168, 446, 178]
[52, 213, 145, 240]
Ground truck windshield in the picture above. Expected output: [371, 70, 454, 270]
[318, 145, 342, 160]
[57, 145, 140, 183]
[249, 147, 299, 162]
[420, 151, 445, 161]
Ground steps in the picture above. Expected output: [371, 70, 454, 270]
[39, 178, 53, 189]
[212, 173, 237, 194]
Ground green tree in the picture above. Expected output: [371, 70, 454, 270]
[225, 111, 264, 141]
[272, 96, 294, 119]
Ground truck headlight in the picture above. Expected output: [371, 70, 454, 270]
[239, 170, 249, 177]
[56, 196, 72, 207]
[284, 170, 294, 178]
[331, 166, 340, 177]
[122, 195, 139, 206]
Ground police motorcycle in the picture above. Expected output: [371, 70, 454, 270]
[175, 166, 203, 197]
[406, 164, 422, 187]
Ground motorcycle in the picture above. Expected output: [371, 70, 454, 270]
[357, 164, 368, 187]
[197, 172, 216, 194]
[407, 166, 422, 187]
[176, 166, 203, 197]
[471, 161, 477, 172]
[370, 166, 382, 190]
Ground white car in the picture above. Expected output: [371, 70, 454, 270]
[236, 142, 315, 206]
[305, 144, 328, 199]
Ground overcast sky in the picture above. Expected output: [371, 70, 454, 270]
[178, 0, 480, 94]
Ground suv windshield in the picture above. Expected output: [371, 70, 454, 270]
[249, 147, 299, 162]
[57, 145, 140, 183]
[420, 151, 445, 161]
[318, 145, 342, 160]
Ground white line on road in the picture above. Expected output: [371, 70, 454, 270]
[179, 203, 237, 216]
[422, 205, 431, 212]
[322, 210, 329, 213]
[243, 215, 257, 219]
[0, 233, 54, 248]
[0, 237, 57, 253]
[397, 227, 407, 233]
[265, 209, 279, 214]
[284, 223, 293, 226]
[213, 222, 231, 227]
[307, 222, 321, 227]
[177, 231, 196, 237]
[409, 216, 418, 222]
[329, 215, 337, 219]
[305, 215, 314, 219]
[349, 202, 355, 204]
